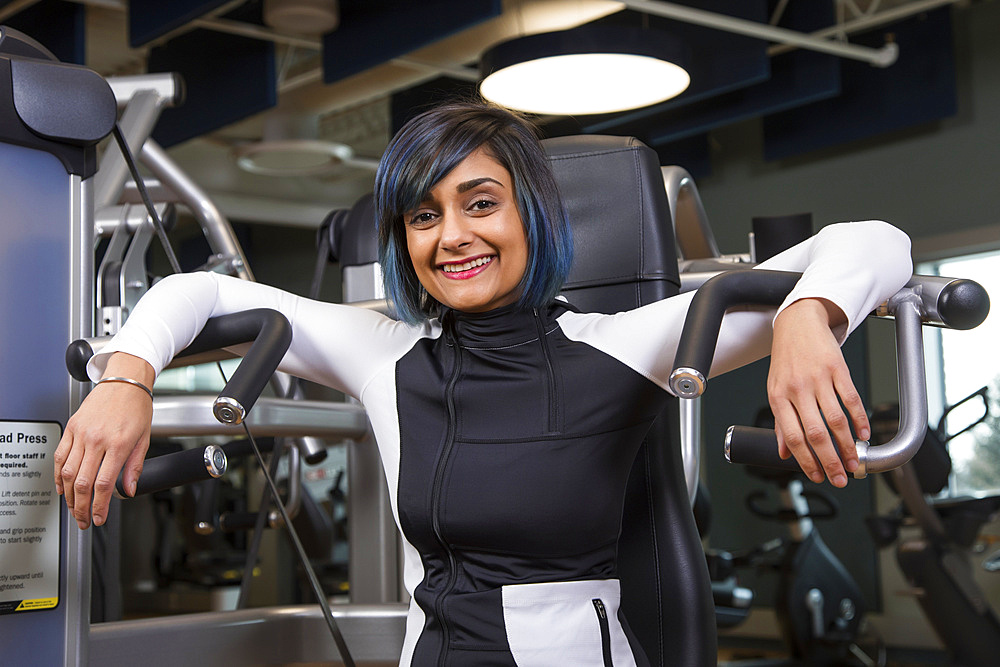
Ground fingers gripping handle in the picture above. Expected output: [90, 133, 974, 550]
[669, 270, 801, 398]
[114, 444, 227, 498]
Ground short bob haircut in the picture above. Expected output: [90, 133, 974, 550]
[374, 101, 573, 324]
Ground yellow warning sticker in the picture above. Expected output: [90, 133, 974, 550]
[16, 597, 58, 611]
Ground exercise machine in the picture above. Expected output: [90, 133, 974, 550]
[670, 268, 989, 665]
[868, 389, 1000, 666]
[0, 26, 115, 665]
[729, 446, 879, 665]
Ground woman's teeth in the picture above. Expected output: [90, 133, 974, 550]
[443, 256, 493, 273]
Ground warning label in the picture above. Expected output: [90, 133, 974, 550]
[0, 421, 61, 614]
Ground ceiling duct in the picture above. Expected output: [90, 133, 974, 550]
[264, 0, 340, 36]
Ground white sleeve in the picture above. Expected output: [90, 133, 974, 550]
[557, 220, 912, 392]
[88, 272, 432, 399]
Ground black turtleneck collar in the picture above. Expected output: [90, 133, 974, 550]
[440, 301, 570, 348]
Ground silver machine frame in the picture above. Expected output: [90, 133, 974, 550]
[0, 72, 93, 667]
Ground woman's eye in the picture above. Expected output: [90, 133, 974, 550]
[470, 199, 496, 212]
[408, 212, 436, 226]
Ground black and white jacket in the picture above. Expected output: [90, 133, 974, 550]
[91, 221, 912, 666]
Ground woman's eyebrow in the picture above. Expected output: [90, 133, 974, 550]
[456, 177, 503, 193]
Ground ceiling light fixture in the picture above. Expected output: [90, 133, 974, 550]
[263, 0, 340, 36]
[479, 25, 691, 116]
[234, 139, 354, 177]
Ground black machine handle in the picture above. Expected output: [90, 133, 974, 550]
[668, 270, 800, 398]
[182, 309, 293, 425]
[67, 308, 292, 495]
[67, 308, 292, 424]
[668, 270, 813, 473]
[670, 269, 990, 478]
[113, 444, 227, 498]
[726, 426, 800, 472]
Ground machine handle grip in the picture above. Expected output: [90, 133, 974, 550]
[66, 308, 292, 424]
[65, 338, 95, 382]
[725, 426, 809, 471]
[669, 270, 800, 398]
[186, 309, 292, 424]
[114, 444, 227, 498]
[934, 278, 990, 330]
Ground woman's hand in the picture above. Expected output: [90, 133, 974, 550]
[768, 298, 871, 488]
[54, 353, 155, 529]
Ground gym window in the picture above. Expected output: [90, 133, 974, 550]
[918, 249, 1000, 496]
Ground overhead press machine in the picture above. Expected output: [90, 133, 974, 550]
[0, 27, 116, 665]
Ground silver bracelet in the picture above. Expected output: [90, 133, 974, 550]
[96, 376, 154, 400]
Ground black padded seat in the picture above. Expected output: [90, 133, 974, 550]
[545, 135, 716, 667]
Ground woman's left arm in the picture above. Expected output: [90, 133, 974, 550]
[755, 220, 912, 487]
[557, 220, 911, 487]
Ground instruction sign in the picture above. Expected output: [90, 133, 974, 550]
[0, 421, 61, 614]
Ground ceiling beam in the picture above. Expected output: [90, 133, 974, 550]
[0, 0, 41, 23]
[619, 0, 899, 66]
[768, 0, 961, 57]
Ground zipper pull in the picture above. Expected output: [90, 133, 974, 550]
[592, 598, 607, 619]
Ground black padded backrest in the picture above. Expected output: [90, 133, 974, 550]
[326, 194, 379, 268]
[544, 135, 716, 667]
[546, 135, 680, 309]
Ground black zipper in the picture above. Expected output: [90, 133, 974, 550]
[592, 598, 614, 667]
[431, 330, 463, 666]
[532, 308, 558, 433]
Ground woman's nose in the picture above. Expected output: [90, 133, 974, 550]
[439, 212, 474, 249]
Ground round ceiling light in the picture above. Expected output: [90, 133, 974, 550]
[263, 0, 339, 35]
[480, 26, 690, 116]
[234, 139, 354, 177]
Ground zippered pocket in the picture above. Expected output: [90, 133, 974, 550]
[501, 579, 634, 667]
[592, 598, 614, 667]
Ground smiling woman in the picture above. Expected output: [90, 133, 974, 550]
[55, 100, 913, 667]
[373, 102, 573, 324]
[402, 148, 529, 313]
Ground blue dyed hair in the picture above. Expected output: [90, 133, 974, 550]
[374, 101, 573, 324]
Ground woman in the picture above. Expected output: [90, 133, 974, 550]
[55, 102, 912, 666]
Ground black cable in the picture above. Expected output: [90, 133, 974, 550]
[111, 124, 182, 275]
[112, 122, 356, 666]
[235, 432, 283, 611]
[239, 420, 355, 667]
[232, 224, 327, 609]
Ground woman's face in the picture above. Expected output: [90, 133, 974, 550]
[404, 147, 529, 313]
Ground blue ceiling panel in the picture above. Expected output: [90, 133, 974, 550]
[763, 7, 958, 161]
[5, 0, 85, 64]
[323, 0, 501, 84]
[148, 29, 276, 147]
[646, 47, 841, 146]
[390, 76, 476, 133]
[581, 1, 771, 134]
[129, 0, 234, 47]
[587, 1, 840, 141]
[653, 133, 712, 180]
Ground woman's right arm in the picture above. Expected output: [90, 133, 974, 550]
[55, 351, 154, 530]
[56, 271, 420, 530]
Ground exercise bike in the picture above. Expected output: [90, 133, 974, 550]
[717, 407, 883, 667]
[867, 387, 1000, 667]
